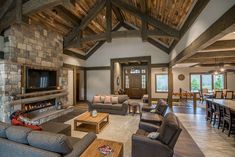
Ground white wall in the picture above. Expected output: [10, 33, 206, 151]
[63, 54, 85, 67]
[87, 70, 111, 101]
[170, 0, 235, 60]
[86, 35, 169, 67]
[86, 35, 169, 100]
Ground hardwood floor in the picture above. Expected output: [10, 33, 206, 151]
[174, 100, 235, 157]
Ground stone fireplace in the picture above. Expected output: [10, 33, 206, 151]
[0, 23, 70, 123]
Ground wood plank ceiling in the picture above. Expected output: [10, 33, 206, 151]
[0, 0, 209, 60]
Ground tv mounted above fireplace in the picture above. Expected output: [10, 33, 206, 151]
[26, 67, 57, 93]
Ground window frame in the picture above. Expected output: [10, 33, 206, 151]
[189, 73, 227, 92]
[155, 74, 168, 93]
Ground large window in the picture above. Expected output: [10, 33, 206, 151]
[214, 74, 224, 90]
[191, 74, 201, 92]
[202, 74, 212, 91]
[190, 74, 225, 92]
[155, 74, 168, 92]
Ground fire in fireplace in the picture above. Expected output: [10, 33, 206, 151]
[23, 99, 55, 113]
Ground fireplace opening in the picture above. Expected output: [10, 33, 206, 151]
[22, 99, 56, 113]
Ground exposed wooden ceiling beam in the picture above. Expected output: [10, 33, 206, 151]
[81, 29, 178, 43]
[16, 0, 23, 23]
[111, 0, 179, 38]
[85, 22, 122, 59]
[122, 22, 169, 54]
[183, 57, 235, 64]
[147, 38, 169, 54]
[0, 0, 65, 33]
[191, 50, 235, 59]
[140, 0, 147, 41]
[0, 0, 14, 20]
[106, 0, 112, 42]
[63, 49, 86, 60]
[169, 0, 210, 52]
[200, 40, 235, 52]
[112, 5, 124, 23]
[64, 0, 106, 48]
[169, 5, 235, 67]
[23, 0, 65, 15]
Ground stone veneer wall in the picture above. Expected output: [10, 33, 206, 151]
[0, 23, 68, 122]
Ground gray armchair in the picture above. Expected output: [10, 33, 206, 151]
[132, 112, 182, 157]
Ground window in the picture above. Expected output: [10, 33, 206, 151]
[141, 75, 146, 89]
[214, 74, 224, 90]
[190, 74, 225, 92]
[202, 74, 212, 91]
[191, 74, 201, 92]
[125, 75, 129, 88]
[155, 74, 168, 92]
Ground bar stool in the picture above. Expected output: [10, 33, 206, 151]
[222, 107, 235, 137]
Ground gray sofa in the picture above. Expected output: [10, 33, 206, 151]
[132, 112, 182, 157]
[0, 122, 96, 157]
[88, 95, 129, 115]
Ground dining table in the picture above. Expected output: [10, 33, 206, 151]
[206, 99, 235, 111]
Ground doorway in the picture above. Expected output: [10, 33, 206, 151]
[111, 56, 151, 101]
[124, 66, 147, 99]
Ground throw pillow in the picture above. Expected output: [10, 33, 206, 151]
[100, 96, 106, 103]
[147, 132, 160, 140]
[93, 96, 101, 103]
[104, 96, 112, 104]
[111, 96, 118, 104]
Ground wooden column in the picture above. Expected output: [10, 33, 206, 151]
[193, 92, 197, 109]
[106, 0, 112, 42]
[168, 67, 173, 108]
[84, 69, 87, 100]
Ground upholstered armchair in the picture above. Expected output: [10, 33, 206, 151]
[132, 112, 182, 157]
[140, 100, 168, 126]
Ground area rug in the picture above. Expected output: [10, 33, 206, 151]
[65, 113, 205, 157]
[65, 114, 140, 157]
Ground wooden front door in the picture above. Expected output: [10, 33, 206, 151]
[124, 66, 147, 99]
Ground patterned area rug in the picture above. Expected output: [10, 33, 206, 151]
[64, 113, 205, 157]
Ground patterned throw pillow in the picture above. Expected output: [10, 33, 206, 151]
[111, 96, 118, 104]
[104, 96, 112, 104]
[147, 132, 160, 140]
[93, 96, 101, 103]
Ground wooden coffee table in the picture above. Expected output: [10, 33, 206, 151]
[80, 139, 123, 157]
[74, 112, 109, 134]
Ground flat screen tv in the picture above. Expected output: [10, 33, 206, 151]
[26, 68, 57, 93]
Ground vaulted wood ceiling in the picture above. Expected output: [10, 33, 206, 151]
[0, 0, 210, 60]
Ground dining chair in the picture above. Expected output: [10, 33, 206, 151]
[215, 91, 223, 99]
[222, 107, 235, 137]
[212, 103, 223, 129]
[225, 91, 234, 100]
[206, 100, 214, 123]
